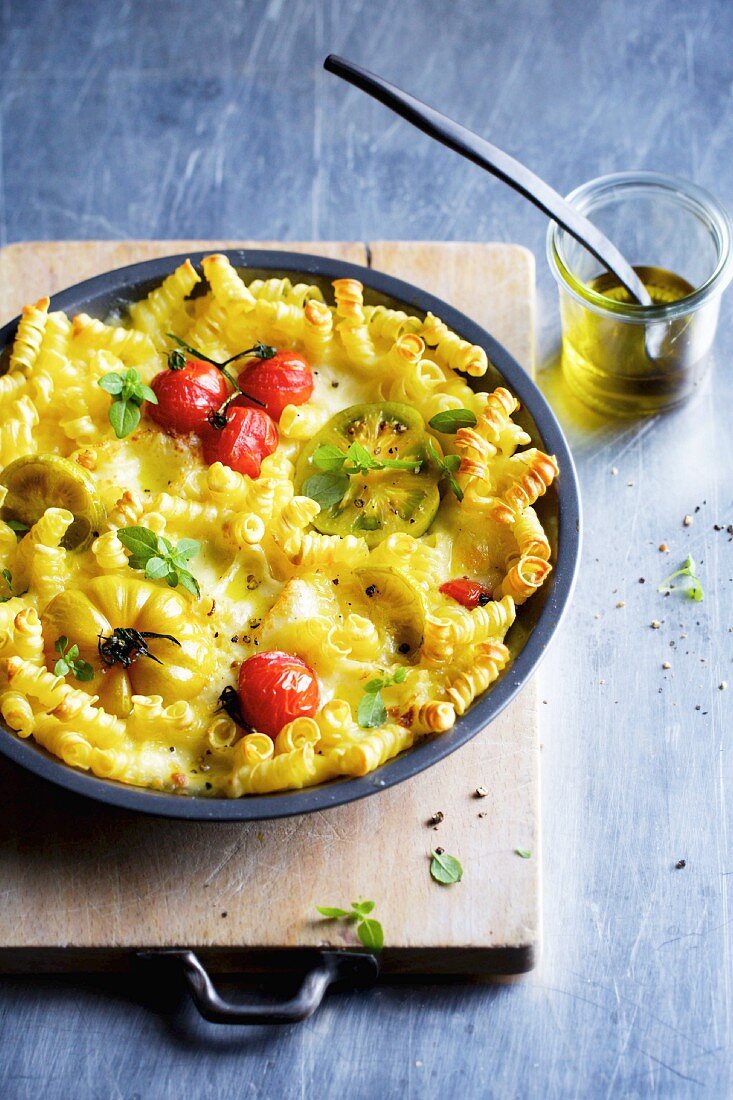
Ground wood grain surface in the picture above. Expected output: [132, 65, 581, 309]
[0, 239, 539, 974]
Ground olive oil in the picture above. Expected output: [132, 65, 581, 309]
[560, 265, 712, 417]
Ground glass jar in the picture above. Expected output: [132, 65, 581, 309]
[547, 172, 733, 417]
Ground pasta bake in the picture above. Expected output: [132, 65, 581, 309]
[0, 256, 558, 796]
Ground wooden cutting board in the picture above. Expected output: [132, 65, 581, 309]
[0, 240, 539, 976]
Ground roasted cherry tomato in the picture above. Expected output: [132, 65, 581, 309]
[149, 358, 229, 434]
[238, 650, 320, 738]
[201, 405, 278, 477]
[439, 577, 492, 609]
[236, 350, 314, 421]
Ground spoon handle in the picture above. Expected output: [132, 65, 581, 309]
[324, 54, 652, 307]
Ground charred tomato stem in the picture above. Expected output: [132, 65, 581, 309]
[167, 333, 269, 406]
[97, 628, 181, 669]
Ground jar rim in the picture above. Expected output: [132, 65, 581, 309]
[546, 171, 733, 323]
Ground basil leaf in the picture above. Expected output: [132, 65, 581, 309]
[118, 527, 160, 558]
[351, 900, 375, 916]
[442, 454, 461, 473]
[98, 373, 124, 395]
[175, 538, 200, 560]
[347, 441, 377, 470]
[6, 520, 29, 533]
[430, 850, 464, 885]
[177, 570, 201, 598]
[66, 644, 79, 661]
[54, 658, 70, 677]
[73, 660, 95, 683]
[515, 849, 532, 859]
[145, 556, 170, 580]
[302, 472, 349, 509]
[358, 688, 387, 729]
[138, 384, 158, 404]
[364, 678, 385, 694]
[312, 444, 347, 473]
[429, 408, 477, 433]
[109, 398, 140, 439]
[393, 667, 407, 684]
[357, 917, 384, 951]
[55, 636, 68, 655]
[316, 906, 352, 918]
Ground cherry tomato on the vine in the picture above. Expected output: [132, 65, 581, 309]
[201, 405, 278, 477]
[439, 577, 492, 609]
[236, 350, 314, 422]
[148, 358, 229, 435]
[238, 650, 320, 738]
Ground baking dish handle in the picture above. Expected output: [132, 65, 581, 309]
[139, 948, 379, 1024]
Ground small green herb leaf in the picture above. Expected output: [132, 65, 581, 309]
[117, 526, 159, 558]
[53, 636, 94, 682]
[119, 526, 202, 598]
[98, 372, 124, 395]
[430, 850, 464, 885]
[99, 368, 158, 439]
[658, 554, 704, 602]
[177, 570, 202, 598]
[357, 688, 387, 729]
[302, 471, 350, 510]
[357, 668, 409, 728]
[351, 900, 375, 917]
[176, 538, 201, 560]
[426, 439, 464, 502]
[145, 556, 171, 580]
[346, 441, 377, 471]
[0, 568, 22, 603]
[315, 901, 384, 952]
[357, 917, 384, 951]
[316, 906, 352, 919]
[312, 444, 348, 473]
[429, 408, 478, 433]
[515, 849, 532, 859]
[6, 519, 29, 534]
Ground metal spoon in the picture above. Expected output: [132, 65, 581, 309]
[324, 54, 653, 308]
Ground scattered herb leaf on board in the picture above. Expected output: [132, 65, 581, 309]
[658, 554, 704, 601]
[315, 900, 383, 951]
[515, 848, 532, 859]
[430, 849, 464, 885]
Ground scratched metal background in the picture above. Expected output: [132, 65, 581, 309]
[1, 1, 733, 1097]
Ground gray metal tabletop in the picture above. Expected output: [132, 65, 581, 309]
[1, 1, 732, 1096]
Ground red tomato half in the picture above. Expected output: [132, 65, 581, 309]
[236, 350, 314, 421]
[148, 359, 229, 434]
[238, 651, 320, 738]
[201, 405, 278, 477]
[439, 577, 492, 609]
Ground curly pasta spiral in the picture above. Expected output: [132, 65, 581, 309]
[420, 312, 488, 377]
[446, 642, 510, 715]
[128, 259, 200, 348]
[10, 297, 49, 374]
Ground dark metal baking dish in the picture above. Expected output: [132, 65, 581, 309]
[0, 249, 581, 820]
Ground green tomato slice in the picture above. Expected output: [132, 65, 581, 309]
[0, 454, 106, 551]
[294, 402, 441, 547]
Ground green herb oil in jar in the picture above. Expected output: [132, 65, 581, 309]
[559, 265, 704, 417]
